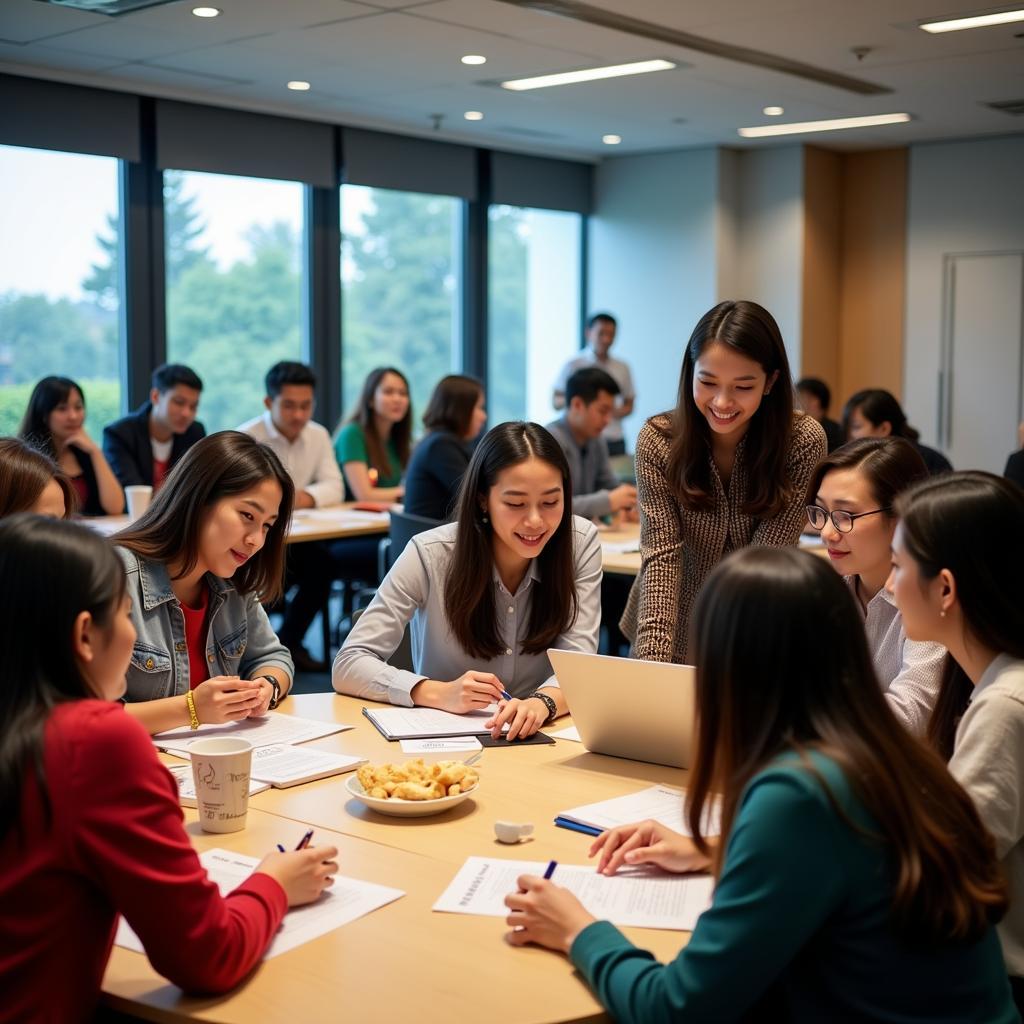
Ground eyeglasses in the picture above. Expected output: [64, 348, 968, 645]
[805, 505, 891, 534]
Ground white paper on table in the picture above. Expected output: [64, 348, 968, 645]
[601, 540, 640, 554]
[799, 533, 825, 548]
[559, 784, 721, 837]
[249, 744, 365, 787]
[400, 737, 482, 754]
[153, 712, 352, 757]
[291, 507, 389, 525]
[434, 857, 713, 932]
[166, 764, 269, 807]
[550, 726, 581, 742]
[363, 705, 507, 740]
[115, 849, 404, 958]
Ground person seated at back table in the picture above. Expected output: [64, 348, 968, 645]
[334, 421, 602, 741]
[404, 374, 488, 522]
[503, 546, 1015, 1024]
[238, 360, 343, 673]
[0, 514, 337, 1024]
[19, 375, 123, 517]
[0, 436, 74, 519]
[334, 366, 411, 504]
[103, 362, 205, 495]
[546, 366, 637, 522]
[843, 388, 952, 476]
[796, 376, 844, 453]
[1004, 421, 1024, 490]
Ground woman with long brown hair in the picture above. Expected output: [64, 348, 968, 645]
[113, 431, 296, 736]
[623, 300, 825, 664]
[0, 436, 74, 518]
[504, 546, 1013, 1022]
[890, 471, 1024, 1009]
[334, 421, 601, 740]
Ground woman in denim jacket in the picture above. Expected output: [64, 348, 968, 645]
[114, 432, 296, 736]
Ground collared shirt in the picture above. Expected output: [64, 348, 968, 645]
[117, 547, 293, 701]
[332, 517, 602, 706]
[950, 654, 1024, 977]
[237, 411, 342, 508]
[554, 351, 635, 444]
[546, 415, 622, 520]
[846, 576, 945, 737]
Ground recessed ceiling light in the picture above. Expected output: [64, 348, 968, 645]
[501, 59, 676, 92]
[763, 105, 784, 116]
[287, 80, 311, 92]
[464, 110, 484, 121]
[191, 6, 221, 16]
[602, 134, 622, 145]
[738, 112, 912, 138]
[461, 55, 487, 65]
[920, 8, 1024, 32]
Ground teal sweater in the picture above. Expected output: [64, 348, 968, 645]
[570, 753, 1017, 1023]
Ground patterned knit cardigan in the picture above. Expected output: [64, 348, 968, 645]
[621, 412, 827, 664]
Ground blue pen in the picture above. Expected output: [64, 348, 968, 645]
[296, 829, 314, 851]
[276, 844, 286, 853]
[500, 688, 514, 701]
[543, 860, 558, 880]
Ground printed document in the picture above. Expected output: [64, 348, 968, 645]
[559, 784, 721, 836]
[153, 712, 352, 756]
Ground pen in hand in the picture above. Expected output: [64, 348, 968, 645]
[543, 860, 558, 881]
[296, 829, 314, 851]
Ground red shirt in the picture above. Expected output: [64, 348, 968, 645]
[70, 473, 89, 510]
[152, 457, 170, 491]
[181, 587, 210, 689]
[0, 701, 286, 1023]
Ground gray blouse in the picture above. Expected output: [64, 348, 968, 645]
[332, 517, 602, 705]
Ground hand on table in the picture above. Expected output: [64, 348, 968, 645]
[412, 671, 505, 714]
[608, 483, 637, 514]
[256, 845, 339, 906]
[589, 819, 711, 876]
[486, 697, 547, 740]
[504, 875, 596, 953]
[192, 676, 263, 724]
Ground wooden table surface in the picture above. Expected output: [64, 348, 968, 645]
[102, 693, 693, 1024]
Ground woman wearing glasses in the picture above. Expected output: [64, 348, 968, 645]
[805, 437, 944, 735]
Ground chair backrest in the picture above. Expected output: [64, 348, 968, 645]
[349, 607, 414, 672]
[387, 510, 441, 572]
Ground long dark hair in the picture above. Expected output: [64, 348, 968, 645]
[114, 432, 294, 603]
[805, 437, 928, 515]
[685, 546, 1007, 942]
[422, 374, 482, 438]
[662, 301, 796, 516]
[843, 389, 920, 443]
[0, 515, 126, 842]
[445, 422, 577, 659]
[18, 375, 83, 459]
[895, 472, 1024, 760]
[344, 366, 412, 476]
[0, 437, 75, 518]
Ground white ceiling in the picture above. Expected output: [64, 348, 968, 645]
[1, 0, 1022, 160]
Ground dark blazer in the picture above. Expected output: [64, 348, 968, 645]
[102, 402, 206, 490]
[821, 417, 845, 453]
[1005, 449, 1024, 490]
[915, 441, 953, 476]
[403, 431, 471, 522]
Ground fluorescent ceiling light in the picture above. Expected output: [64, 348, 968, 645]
[738, 112, 911, 138]
[920, 8, 1024, 32]
[763, 105, 784, 116]
[287, 80, 311, 91]
[461, 55, 487, 65]
[191, 6, 221, 16]
[501, 59, 675, 92]
[464, 110, 484, 121]
[602, 134, 622, 145]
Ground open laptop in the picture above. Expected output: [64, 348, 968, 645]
[547, 648, 696, 769]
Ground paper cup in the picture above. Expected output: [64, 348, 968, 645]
[189, 737, 254, 833]
[125, 485, 153, 521]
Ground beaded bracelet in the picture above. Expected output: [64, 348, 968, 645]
[185, 690, 200, 730]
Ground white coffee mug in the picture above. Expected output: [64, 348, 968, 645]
[125, 485, 153, 521]
[189, 737, 254, 834]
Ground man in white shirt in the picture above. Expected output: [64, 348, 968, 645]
[552, 312, 635, 457]
[238, 361, 343, 672]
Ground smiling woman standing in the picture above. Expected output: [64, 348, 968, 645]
[112, 431, 296, 736]
[333, 421, 602, 740]
[623, 301, 826, 663]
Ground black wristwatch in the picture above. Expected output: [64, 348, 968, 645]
[260, 674, 283, 710]
[527, 690, 558, 723]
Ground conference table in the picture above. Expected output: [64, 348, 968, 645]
[101, 693, 693, 1024]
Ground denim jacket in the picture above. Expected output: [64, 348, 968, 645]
[117, 547, 294, 702]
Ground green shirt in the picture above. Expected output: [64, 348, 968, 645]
[570, 752, 1016, 1023]
[333, 421, 403, 488]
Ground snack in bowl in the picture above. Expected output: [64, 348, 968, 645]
[355, 758, 479, 801]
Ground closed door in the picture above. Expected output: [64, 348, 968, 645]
[941, 252, 1024, 473]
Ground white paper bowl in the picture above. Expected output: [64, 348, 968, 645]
[345, 774, 478, 818]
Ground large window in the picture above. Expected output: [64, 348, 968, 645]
[341, 185, 462, 428]
[0, 144, 122, 439]
[487, 206, 582, 427]
[164, 170, 306, 434]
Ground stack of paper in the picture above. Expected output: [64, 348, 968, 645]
[249, 744, 365, 788]
[556, 784, 721, 837]
[362, 705, 508, 740]
[168, 765, 269, 807]
[153, 712, 351, 758]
